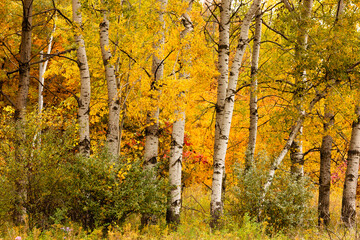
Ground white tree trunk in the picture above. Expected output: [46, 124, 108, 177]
[246, 8, 262, 169]
[210, 0, 261, 226]
[260, 90, 327, 211]
[167, 1, 193, 225]
[290, 0, 313, 177]
[142, 0, 167, 226]
[38, 27, 54, 114]
[72, 0, 91, 157]
[341, 105, 360, 228]
[100, 13, 120, 157]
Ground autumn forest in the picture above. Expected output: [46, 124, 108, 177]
[1, 0, 360, 239]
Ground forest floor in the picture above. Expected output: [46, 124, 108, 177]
[2, 185, 360, 240]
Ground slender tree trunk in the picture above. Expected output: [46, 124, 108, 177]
[210, 0, 261, 227]
[72, 0, 91, 157]
[290, 0, 313, 177]
[100, 13, 120, 157]
[142, 0, 167, 226]
[166, 2, 193, 225]
[246, 8, 262, 170]
[260, 90, 328, 216]
[15, 0, 33, 122]
[13, 0, 33, 225]
[318, 102, 334, 226]
[341, 105, 360, 228]
[318, 0, 344, 226]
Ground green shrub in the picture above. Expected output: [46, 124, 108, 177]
[230, 153, 315, 234]
[0, 112, 167, 233]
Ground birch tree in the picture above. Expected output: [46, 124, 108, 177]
[142, 0, 167, 226]
[290, 0, 313, 177]
[210, 0, 261, 227]
[166, 1, 193, 225]
[245, 8, 262, 170]
[72, 0, 91, 157]
[100, 10, 120, 157]
[341, 104, 360, 227]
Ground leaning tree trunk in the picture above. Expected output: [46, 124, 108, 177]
[166, 1, 193, 226]
[142, 0, 167, 227]
[100, 13, 120, 157]
[210, 0, 261, 227]
[72, 0, 91, 157]
[318, 102, 334, 226]
[341, 105, 360, 228]
[245, 8, 262, 170]
[13, 0, 33, 225]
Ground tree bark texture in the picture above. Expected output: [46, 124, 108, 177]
[13, 0, 33, 225]
[290, 0, 313, 177]
[318, 103, 334, 226]
[210, 0, 261, 227]
[166, 1, 193, 226]
[142, 0, 167, 227]
[15, 0, 33, 122]
[341, 105, 360, 228]
[246, 8, 262, 170]
[72, 0, 91, 157]
[100, 14, 120, 157]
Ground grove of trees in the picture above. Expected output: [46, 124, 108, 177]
[1, 0, 360, 237]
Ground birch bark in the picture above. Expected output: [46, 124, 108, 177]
[72, 0, 91, 157]
[142, 0, 167, 226]
[246, 8, 262, 169]
[290, 0, 313, 177]
[100, 13, 120, 157]
[166, 1, 193, 225]
[210, 0, 261, 226]
[341, 104, 360, 227]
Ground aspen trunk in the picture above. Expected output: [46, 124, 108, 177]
[167, 110, 185, 225]
[13, 0, 33, 225]
[246, 8, 262, 169]
[166, 2, 193, 225]
[100, 14, 120, 157]
[72, 0, 91, 157]
[341, 105, 360, 228]
[290, 0, 313, 177]
[142, 0, 167, 226]
[210, 0, 261, 227]
[260, 90, 327, 211]
[318, 102, 333, 226]
[38, 27, 54, 114]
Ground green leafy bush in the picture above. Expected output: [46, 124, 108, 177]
[0, 113, 167, 232]
[230, 153, 315, 233]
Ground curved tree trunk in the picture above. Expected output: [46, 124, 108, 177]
[166, 1, 193, 226]
[100, 13, 120, 158]
[246, 8, 262, 170]
[341, 105, 360, 228]
[210, 0, 261, 227]
[72, 0, 91, 157]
